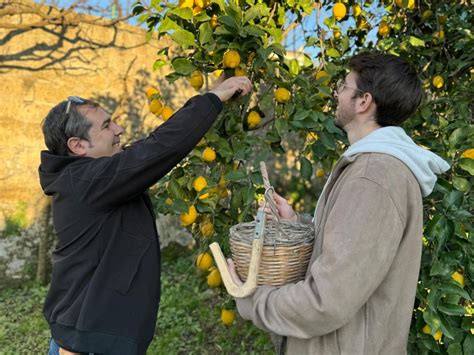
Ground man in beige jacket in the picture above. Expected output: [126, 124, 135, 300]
[228, 53, 450, 354]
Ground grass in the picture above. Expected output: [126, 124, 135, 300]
[0, 244, 273, 354]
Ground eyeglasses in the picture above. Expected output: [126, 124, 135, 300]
[336, 79, 364, 94]
[65, 96, 87, 115]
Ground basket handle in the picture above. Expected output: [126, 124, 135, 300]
[209, 209, 266, 298]
[260, 162, 280, 223]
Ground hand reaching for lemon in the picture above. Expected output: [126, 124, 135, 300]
[209, 76, 252, 102]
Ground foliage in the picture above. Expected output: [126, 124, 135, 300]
[0, 246, 273, 354]
[133, 0, 473, 352]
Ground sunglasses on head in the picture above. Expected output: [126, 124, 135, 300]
[65, 96, 87, 115]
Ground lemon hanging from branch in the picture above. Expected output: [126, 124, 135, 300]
[190, 70, 204, 91]
[333, 3, 347, 21]
[274, 87, 291, 103]
[223, 50, 241, 69]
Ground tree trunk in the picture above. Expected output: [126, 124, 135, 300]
[36, 203, 51, 284]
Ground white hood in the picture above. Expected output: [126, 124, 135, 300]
[343, 126, 450, 197]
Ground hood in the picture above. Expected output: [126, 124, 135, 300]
[38, 150, 86, 195]
[343, 126, 450, 197]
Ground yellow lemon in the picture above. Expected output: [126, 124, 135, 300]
[434, 30, 445, 41]
[202, 147, 216, 162]
[161, 106, 173, 121]
[234, 67, 247, 77]
[213, 69, 223, 78]
[149, 99, 163, 115]
[274, 87, 291, 103]
[198, 192, 209, 200]
[223, 50, 241, 69]
[192, 6, 203, 15]
[194, 0, 208, 8]
[180, 205, 198, 226]
[193, 176, 207, 192]
[200, 222, 215, 237]
[433, 329, 443, 341]
[451, 271, 465, 287]
[165, 197, 173, 205]
[461, 148, 474, 159]
[396, 0, 415, 9]
[315, 70, 331, 85]
[307, 132, 319, 141]
[146, 87, 160, 100]
[196, 252, 213, 271]
[247, 111, 261, 128]
[179, 0, 194, 8]
[378, 21, 390, 37]
[190, 70, 204, 91]
[207, 266, 222, 287]
[210, 14, 218, 29]
[333, 30, 341, 40]
[316, 168, 325, 177]
[432, 75, 444, 89]
[353, 4, 362, 17]
[422, 324, 432, 334]
[333, 3, 347, 21]
[221, 309, 236, 326]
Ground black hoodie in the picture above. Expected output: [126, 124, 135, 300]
[38, 94, 222, 354]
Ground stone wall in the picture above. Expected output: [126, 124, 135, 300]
[0, 1, 200, 229]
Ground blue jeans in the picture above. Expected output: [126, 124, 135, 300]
[48, 338, 95, 355]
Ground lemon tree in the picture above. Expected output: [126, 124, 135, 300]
[134, 0, 472, 350]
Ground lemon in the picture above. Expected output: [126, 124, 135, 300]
[213, 69, 223, 78]
[210, 14, 218, 29]
[422, 324, 432, 335]
[196, 252, 213, 271]
[194, 0, 208, 8]
[161, 106, 173, 121]
[165, 197, 173, 205]
[207, 266, 222, 287]
[234, 67, 247, 77]
[190, 70, 204, 91]
[146, 87, 160, 100]
[314, 70, 331, 85]
[223, 50, 241, 69]
[200, 222, 215, 237]
[461, 148, 474, 159]
[247, 111, 261, 128]
[307, 132, 319, 142]
[274, 87, 291, 103]
[202, 147, 216, 162]
[353, 4, 362, 17]
[451, 271, 465, 287]
[193, 176, 207, 192]
[180, 205, 198, 226]
[396, 0, 415, 9]
[434, 30, 445, 41]
[193, 6, 202, 15]
[221, 309, 236, 326]
[198, 193, 209, 200]
[316, 168, 325, 177]
[333, 3, 347, 21]
[378, 21, 390, 37]
[432, 75, 444, 89]
[333, 30, 341, 40]
[179, 0, 194, 8]
[149, 99, 163, 115]
[433, 329, 443, 341]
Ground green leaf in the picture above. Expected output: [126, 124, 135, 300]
[198, 22, 213, 45]
[438, 282, 471, 300]
[168, 179, 185, 199]
[158, 17, 180, 33]
[452, 176, 470, 192]
[170, 29, 195, 48]
[326, 48, 341, 58]
[171, 199, 189, 214]
[241, 186, 255, 206]
[300, 157, 313, 181]
[438, 303, 466, 316]
[464, 334, 474, 355]
[448, 128, 466, 149]
[171, 57, 195, 75]
[289, 59, 300, 76]
[168, 7, 193, 20]
[459, 158, 474, 175]
[219, 15, 239, 32]
[408, 36, 425, 47]
[153, 59, 167, 71]
[443, 190, 464, 210]
[225, 171, 248, 181]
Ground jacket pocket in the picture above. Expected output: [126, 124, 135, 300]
[106, 232, 151, 295]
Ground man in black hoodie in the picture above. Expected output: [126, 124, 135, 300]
[39, 76, 252, 355]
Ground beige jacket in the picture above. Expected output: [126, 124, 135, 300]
[237, 153, 425, 354]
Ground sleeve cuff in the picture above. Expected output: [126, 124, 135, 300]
[203, 93, 223, 113]
[236, 296, 255, 321]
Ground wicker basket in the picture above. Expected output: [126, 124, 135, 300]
[229, 162, 315, 286]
